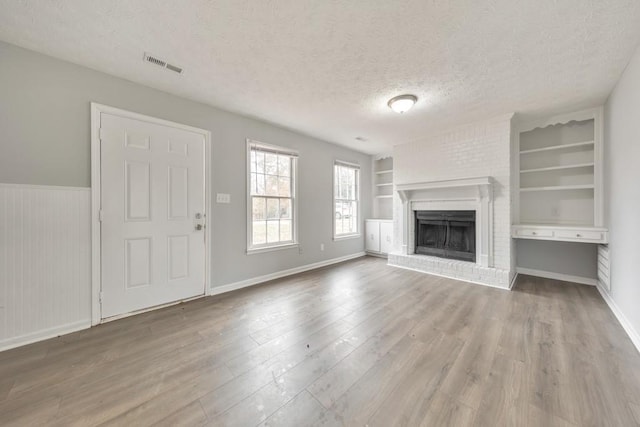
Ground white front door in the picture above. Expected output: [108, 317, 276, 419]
[100, 113, 206, 319]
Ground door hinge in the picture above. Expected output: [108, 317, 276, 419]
[99, 291, 104, 303]
[99, 127, 107, 141]
[98, 209, 103, 222]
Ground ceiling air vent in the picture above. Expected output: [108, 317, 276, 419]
[143, 53, 183, 75]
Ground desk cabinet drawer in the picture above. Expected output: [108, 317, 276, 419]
[555, 230, 604, 241]
[513, 225, 608, 243]
[516, 228, 554, 238]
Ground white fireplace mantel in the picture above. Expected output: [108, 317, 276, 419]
[396, 176, 494, 267]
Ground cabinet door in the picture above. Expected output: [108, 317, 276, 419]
[365, 221, 380, 252]
[380, 222, 393, 254]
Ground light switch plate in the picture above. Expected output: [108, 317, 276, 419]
[216, 193, 231, 204]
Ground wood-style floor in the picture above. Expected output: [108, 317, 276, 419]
[1, 256, 640, 426]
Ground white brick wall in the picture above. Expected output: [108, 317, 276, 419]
[391, 115, 514, 288]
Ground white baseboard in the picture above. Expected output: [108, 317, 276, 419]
[596, 285, 640, 354]
[210, 252, 367, 297]
[509, 272, 519, 290]
[515, 267, 597, 286]
[365, 251, 388, 259]
[0, 320, 91, 353]
[387, 263, 511, 291]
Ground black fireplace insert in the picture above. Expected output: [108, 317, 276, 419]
[414, 210, 476, 262]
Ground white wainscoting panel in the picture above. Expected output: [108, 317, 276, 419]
[0, 184, 92, 351]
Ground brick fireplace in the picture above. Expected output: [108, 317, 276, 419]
[387, 114, 515, 289]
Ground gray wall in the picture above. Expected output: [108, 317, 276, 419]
[516, 240, 598, 279]
[0, 41, 372, 288]
[604, 42, 640, 338]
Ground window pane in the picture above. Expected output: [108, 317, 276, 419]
[348, 170, 355, 199]
[266, 198, 279, 219]
[256, 173, 265, 195]
[255, 151, 265, 174]
[266, 175, 278, 196]
[266, 220, 279, 243]
[265, 153, 278, 175]
[351, 202, 358, 233]
[250, 150, 256, 172]
[278, 155, 290, 176]
[250, 173, 257, 195]
[280, 198, 291, 219]
[278, 177, 290, 197]
[252, 221, 266, 245]
[252, 197, 266, 220]
[280, 219, 292, 241]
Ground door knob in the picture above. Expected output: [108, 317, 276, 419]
[195, 224, 203, 231]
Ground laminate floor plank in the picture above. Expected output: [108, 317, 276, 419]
[0, 257, 638, 426]
[257, 390, 343, 427]
[364, 330, 465, 426]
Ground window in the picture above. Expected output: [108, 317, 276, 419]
[247, 140, 298, 251]
[334, 161, 360, 238]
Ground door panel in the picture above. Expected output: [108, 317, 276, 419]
[380, 221, 393, 254]
[365, 221, 380, 252]
[101, 113, 206, 319]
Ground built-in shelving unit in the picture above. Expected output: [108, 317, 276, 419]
[513, 107, 607, 243]
[372, 156, 393, 219]
[367, 156, 394, 256]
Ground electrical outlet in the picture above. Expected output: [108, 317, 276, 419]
[298, 246, 303, 254]
[320, 243, 324, 251]
[216, 193, 231, 204]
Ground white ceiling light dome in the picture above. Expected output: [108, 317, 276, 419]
[387, 94, 418, 114]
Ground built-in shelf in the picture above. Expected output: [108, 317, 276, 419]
[373, 157, 393, 219]
[515, 108, 605, 242]
[520, 184, 594, 192]
[519, 140, 594, 155]
[520, 162, 595, 174]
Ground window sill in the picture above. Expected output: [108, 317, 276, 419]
[333, 233, 362, 241]
[247, 242, 299, 255]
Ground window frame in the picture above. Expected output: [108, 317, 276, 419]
[333, 160, 361, 240]
[246, 139, 299, 254]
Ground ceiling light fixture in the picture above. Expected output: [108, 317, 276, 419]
[387, 94, 418, 114]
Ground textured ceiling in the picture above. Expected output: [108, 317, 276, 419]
[1, 1, 640, 154]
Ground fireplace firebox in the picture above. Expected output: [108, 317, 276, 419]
[414, 210, 476, 262]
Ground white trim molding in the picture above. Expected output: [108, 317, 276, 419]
[596, 285, 640, 354]
[211, 252, 366, 296]
[0, 320, 91, 353]
[515, 267, 597, 286]
[91, 103, 212, 325]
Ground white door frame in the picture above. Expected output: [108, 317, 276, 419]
[90, 103, 212, 326]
